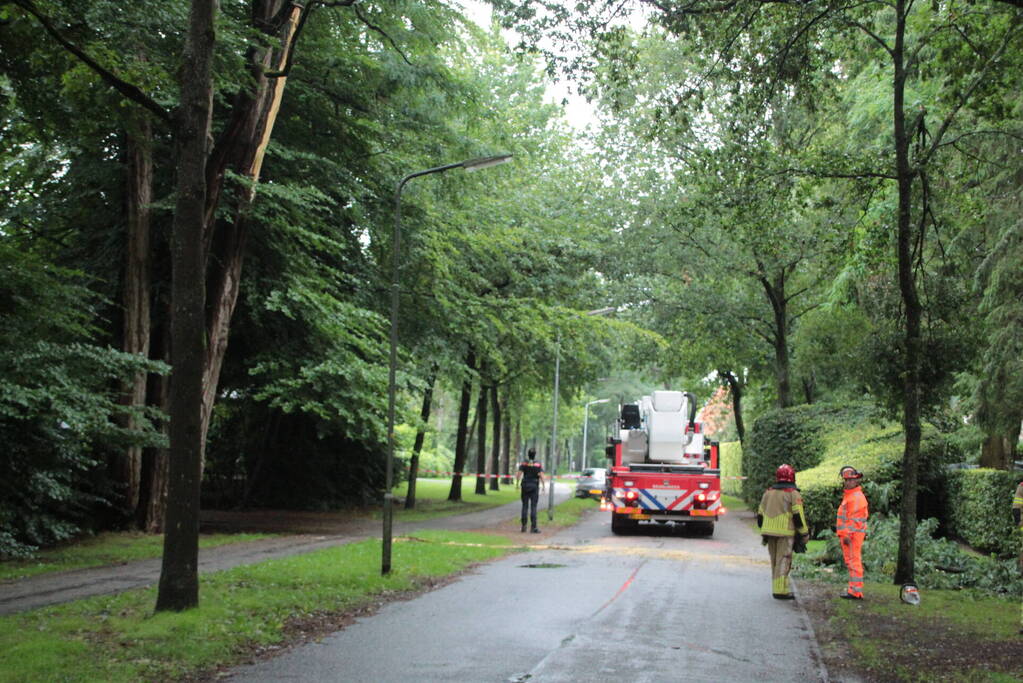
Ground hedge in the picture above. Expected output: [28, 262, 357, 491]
[942, 468, 1021, 558]
[742, 402, 956, 536]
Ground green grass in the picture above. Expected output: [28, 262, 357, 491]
[827, 580, 1022, 682]
[390, 477, 521, 522]
[0, 531, 515, 683]
[544, 496, 599, 528]
[721, 494, 747, 512]
[0, 532, 272, 583]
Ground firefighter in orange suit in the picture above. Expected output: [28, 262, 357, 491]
[758, 464, 810, 600]
[836, 466, 869, 600]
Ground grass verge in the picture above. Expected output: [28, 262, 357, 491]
[387, 478, 521, 522]
[0, 530, 515, 682]
[801, 578, 1023, 682]
[0, 533, 272, 583]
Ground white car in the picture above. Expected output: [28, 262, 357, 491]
[575, 468, 607, 499]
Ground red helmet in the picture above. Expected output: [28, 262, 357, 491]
[775, 464, 796, 483]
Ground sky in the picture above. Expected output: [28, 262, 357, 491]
[457, 0, 600, 130]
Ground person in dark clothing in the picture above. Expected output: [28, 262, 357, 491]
[515, 448, 546, 533]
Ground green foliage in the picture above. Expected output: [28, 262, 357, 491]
[798, 515, 1022, 597]
[718, 441, 743, 496]
[0, 246, 166, 558]
[744, 402, 955, 533]
[942, 469, 1020, 557]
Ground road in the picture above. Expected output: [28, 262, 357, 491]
[229, 506, 828, 682]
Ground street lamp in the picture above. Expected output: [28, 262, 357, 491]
[547, 307, 615, 521]
[581, 398, 610, 471]
[383, 154, 512, 575]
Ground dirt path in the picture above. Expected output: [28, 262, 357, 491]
[0, 485, 573, 615]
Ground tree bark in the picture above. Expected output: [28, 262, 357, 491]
[113, 114, 154, 520]
[475, 383, 489, 495]
[489, 384, 501, 491]
[760, 271, 791, 408]
[500, 392, 512, 484]
[720, 369, 745, 444]
[156, 0, 217, 613]
[979, 434, 1013, 470]
[137, 324, 170, 533]
[893, 0, 922, 585]
[405, 372, 436, 509]
[198, 1, 304, 449]
[448, 350, 476, 501]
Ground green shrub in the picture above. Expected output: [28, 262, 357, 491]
[718, 441, 742, 496]
[943, 469, 1020, 557]
[796, 515, 1022, 596]
[744, 401, 956, 535]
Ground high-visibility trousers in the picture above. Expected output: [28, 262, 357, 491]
[841, 533, 865, 597]
[766, 535, 794, 596]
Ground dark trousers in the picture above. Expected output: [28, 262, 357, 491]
[521, 485, 539, 529]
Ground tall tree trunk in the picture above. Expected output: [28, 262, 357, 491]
[893, 0, 922, 585]
[761, 271, 791, 408]
[448, 350, 476, 501]
[137, 320, 170, 533]
[512, 418, 522, 471]
[979, 435, 1013, 469]
[156, 0, 217, 613]
[475, 383, 488, 495]
[500, 393, 512, 484]
[405, 371, 437, 509]
[198, 2, 304, 449]
[489, 384, 501, 491]
[113, 115, 154, 521]
[720, 369, 745, 444]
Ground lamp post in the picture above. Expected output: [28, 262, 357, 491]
[547, 307, 615, 521]
[383, 154, 512, 575]
[581, 398, 610, 471]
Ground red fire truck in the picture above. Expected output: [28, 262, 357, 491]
[603, 390, 723, 535]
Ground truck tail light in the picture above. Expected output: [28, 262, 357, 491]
[696, 493, 706, 502]
[624, 490, 639, 503]
[707, 491, 720, 501]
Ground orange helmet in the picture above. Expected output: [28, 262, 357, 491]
[775, 464, 796, 483]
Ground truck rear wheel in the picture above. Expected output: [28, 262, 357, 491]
[693, 521, 714, 536]
[611, 514, 638, 535]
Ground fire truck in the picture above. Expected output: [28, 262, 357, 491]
[603, 390, 723, 535]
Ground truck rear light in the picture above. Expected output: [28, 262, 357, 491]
[696, 493, 706, 502]
[707, 491, 720, 501]
[624, 480, 635, 487]
[624, 490, 639, 502]
[698, 482, 709, 489]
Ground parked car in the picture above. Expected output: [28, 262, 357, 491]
[575, 468, 607, 499]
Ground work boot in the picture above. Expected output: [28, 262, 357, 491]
[772, 594, 795, 600]
[839, 592, 863, 600]
[531, 527, 540, 533]
[521, 524, 527, 533]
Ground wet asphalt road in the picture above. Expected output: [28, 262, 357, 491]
[229, 507, 828, 683]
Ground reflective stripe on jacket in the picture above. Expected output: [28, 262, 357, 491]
[836, 486, 868, 537]
[1013, 483, 1023, 509]
[758, 484, 809, 537]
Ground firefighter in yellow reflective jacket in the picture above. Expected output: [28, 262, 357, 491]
[758, 464, 810, 600]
